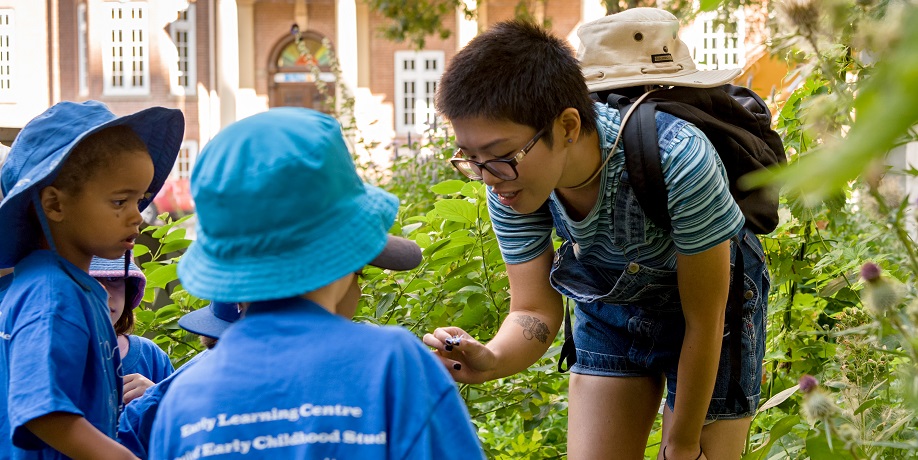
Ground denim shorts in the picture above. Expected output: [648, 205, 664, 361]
[550, 228, 769, 420]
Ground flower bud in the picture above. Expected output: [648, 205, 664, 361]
[799, 374, 819, 394]
[860, 262, 881, 283]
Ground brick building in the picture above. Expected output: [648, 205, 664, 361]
[0, 0, 781, 215]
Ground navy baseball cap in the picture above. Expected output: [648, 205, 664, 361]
[178, 302, 242, 340]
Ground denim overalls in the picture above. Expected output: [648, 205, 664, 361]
[547, 171, 769, 419]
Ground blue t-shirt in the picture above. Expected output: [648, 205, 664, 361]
[122, 334, 175, 383]
[149, 297, 484, 459]
[0, 250, 122, 459]
[120, 349, 210, 459]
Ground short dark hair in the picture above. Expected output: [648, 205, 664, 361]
[53, 125, 148, 193]
[436, 20, 597, 146]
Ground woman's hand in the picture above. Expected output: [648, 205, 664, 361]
[423, 326, 498, 384]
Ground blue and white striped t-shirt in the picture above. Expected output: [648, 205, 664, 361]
[487, 102, 744, 270]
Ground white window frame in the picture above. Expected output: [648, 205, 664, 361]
[171, 141, 198, 180]
[170, 4, 196, 96]
[691, 10, 745, 71]
[78, 3, 88, 96]
[394, 51, 444, 135]
[0, 9, 14, 102]
[102, 2, 150, 96]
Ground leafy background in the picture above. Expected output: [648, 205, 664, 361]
[132, 0, 918, 458]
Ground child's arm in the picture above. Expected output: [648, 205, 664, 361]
[25, 412, 138, 460]
[667, 241, 732, 458]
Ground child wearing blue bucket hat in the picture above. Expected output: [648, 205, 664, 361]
[148, 108, 484, 459]
[119, 301, 242, 458]
[89, 255, 174, 404]
[0, 100, 183, 460]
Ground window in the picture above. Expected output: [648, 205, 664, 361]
[0, 9, 13, 102]
[78, 3, 88, 95]
[692, 11, 745, 71]
[171, 141, 198, 180]
[103, 2, 149, 95]
[394, 51, 444, 134]
[170, 4, 196, 95]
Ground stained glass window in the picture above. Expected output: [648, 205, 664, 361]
[277, 39, 331, 69]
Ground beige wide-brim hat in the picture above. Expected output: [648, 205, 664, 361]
[578, 7, 741, 92]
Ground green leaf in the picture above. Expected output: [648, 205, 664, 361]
[805, 430, 852, 459]
[163, 228, 187, 243]
[430, 179, 467, 195]
[145, 264, 178, 289]
[160, 239, 192, 254]
[132, 244, 150, 257]
[759, 384, 799, 412]
[853, 398, 880, 416]
[375, 292, 397, 318]
[433, 199, 477, 225]
[460, 181, 482, 198]
[741, 415, 801, 460]
[154, 304, 181, 321]
[151, 222, 174, 239]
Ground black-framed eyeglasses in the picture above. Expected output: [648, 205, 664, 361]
[450, 127, 548, 181]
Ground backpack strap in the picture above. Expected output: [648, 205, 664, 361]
[558, 298, 577, 373]
[620, 98, 671, 230]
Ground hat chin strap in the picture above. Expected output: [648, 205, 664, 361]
[32, 189, 57, 254]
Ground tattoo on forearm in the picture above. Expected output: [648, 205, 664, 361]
[514, 315, 550, 343]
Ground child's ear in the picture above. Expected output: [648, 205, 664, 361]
[39, 186, 66, 222]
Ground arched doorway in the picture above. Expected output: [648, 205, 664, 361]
[267, 32, 336, 111]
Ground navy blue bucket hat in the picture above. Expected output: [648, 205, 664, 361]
[178, 302, 242, 340]
[0, 101, 184, 268]
[178, 108, 421, 302]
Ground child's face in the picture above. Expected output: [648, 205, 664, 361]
[450, 117, 566, 215]
[98, 277, 127, 324]
[48, 149, 153, 268]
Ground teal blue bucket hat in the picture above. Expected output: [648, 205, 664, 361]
[0, 101, 184, 267]
[178, 108, 421, 303]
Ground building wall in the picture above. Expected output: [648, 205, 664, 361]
[54, 0, 212, 147]
[366, 8, 459, 134]
[253, 0, 337, 99]
[0, 0, 51, 129]
[482, 0, 583, 39]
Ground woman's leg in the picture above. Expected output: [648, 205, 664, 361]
[568, 373, 664, 460]
[658, 405, 752, 460]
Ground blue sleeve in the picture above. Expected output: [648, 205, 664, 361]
[119, 349, 207, 457]
[386, 330, 484, 459]
[662, 123, 744, 254]
[486, 188, 554, 265]
[7, 293, 90, 448]
[118, 392, 156, 459]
